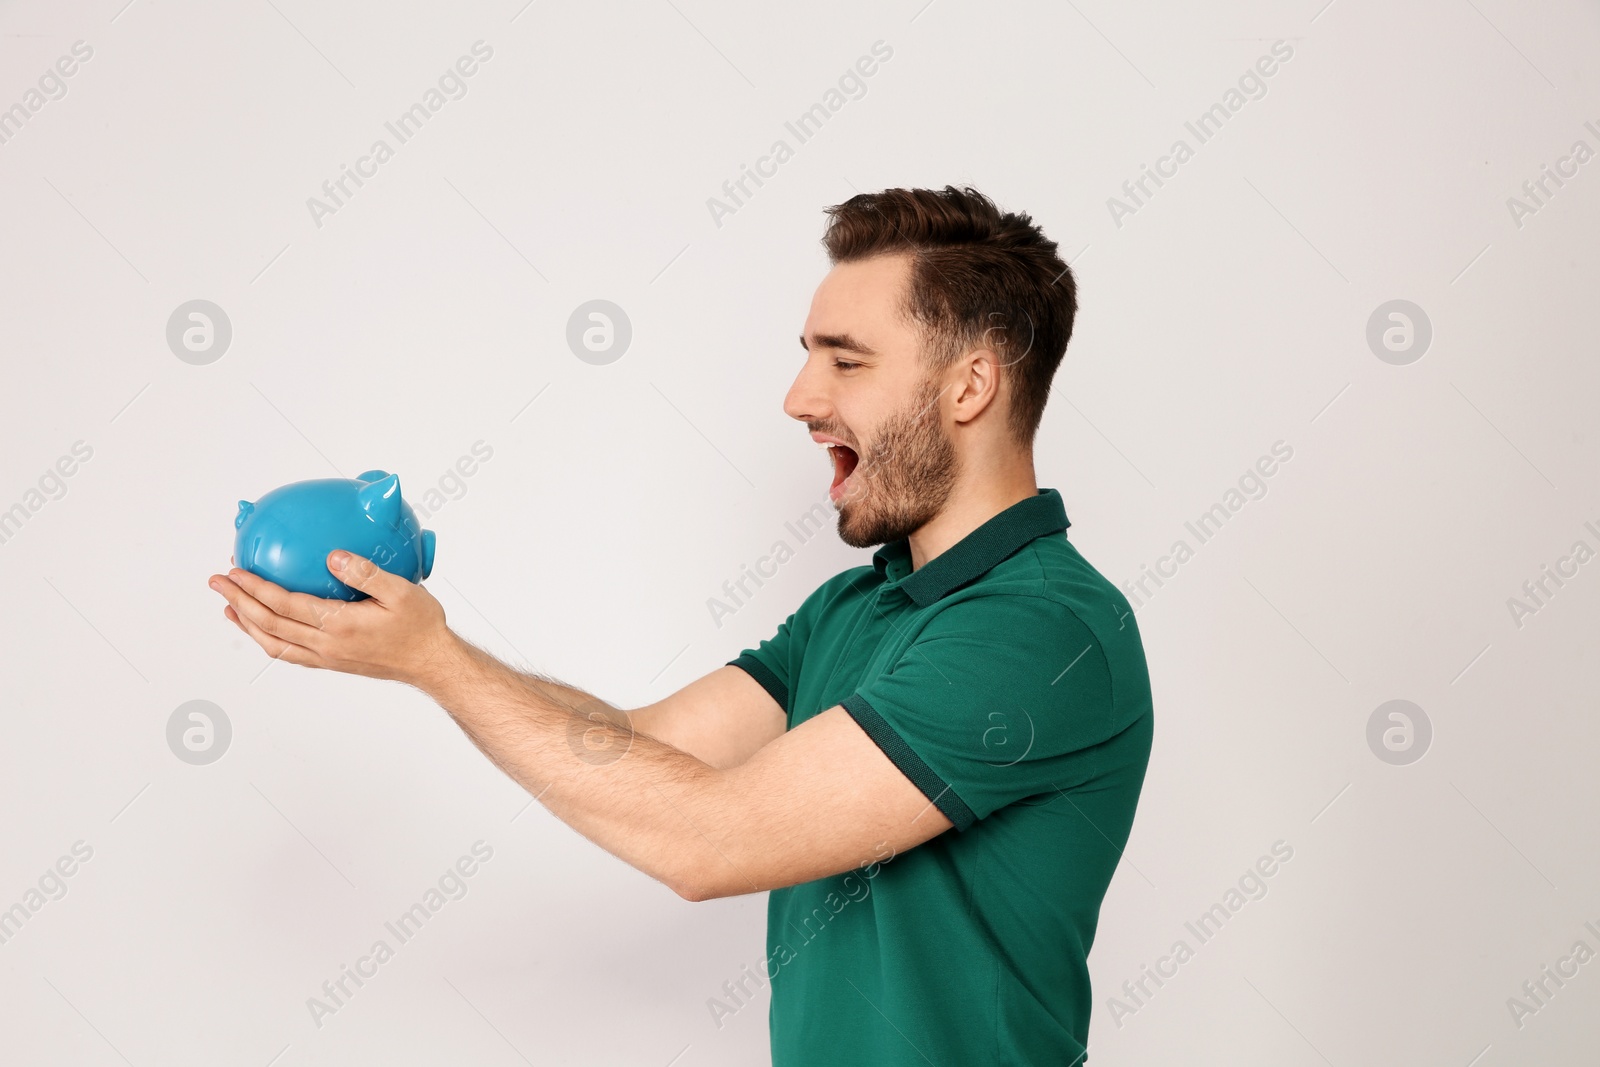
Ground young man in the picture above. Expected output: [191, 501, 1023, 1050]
[210, 185, 1154, 1066]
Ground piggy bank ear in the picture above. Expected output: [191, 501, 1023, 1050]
[358, 473, 403, 527]
[235, 500, 255, 530]
[421, 529, 436, 580]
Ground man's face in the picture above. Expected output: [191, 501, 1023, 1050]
[785, 253, 959, 548]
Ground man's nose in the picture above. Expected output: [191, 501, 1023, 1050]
[783, 363, 828, 425]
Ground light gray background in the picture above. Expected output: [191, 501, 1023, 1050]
[3, 0, 1597, 1064]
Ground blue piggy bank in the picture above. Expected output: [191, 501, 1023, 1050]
[234, 470, 437, 601]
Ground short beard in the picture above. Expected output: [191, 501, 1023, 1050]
[835, 378, 958, 548]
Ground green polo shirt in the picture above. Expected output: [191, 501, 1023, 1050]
[726, 488, 1152, 1067]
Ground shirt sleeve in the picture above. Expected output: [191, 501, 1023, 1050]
[840, 594, 1126, 831]
[726, 611, 799, 717]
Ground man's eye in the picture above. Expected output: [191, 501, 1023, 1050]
[832, 360, 859, 370]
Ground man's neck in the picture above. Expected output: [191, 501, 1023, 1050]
[906, 465, 1039, 571]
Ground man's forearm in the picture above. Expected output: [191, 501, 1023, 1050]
[417, 633, 743, 898]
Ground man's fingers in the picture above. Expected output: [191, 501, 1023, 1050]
[329, 550, 406, 604]
[229, 598, 320, 668]
[215, 577, 334, 652]
[228, 567, 348, 628]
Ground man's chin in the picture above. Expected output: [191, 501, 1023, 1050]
[836, 495, 912, 550]
[836, 521, 882, 550]
[834, 497, 878, 548]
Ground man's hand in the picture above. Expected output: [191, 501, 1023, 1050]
[207, 550, 461, 688]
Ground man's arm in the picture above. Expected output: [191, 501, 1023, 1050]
[455, 663, 784, 771]
[625, 666, 787, 769]
[209, 552, 950, 901]
[425, 638, 951, 901]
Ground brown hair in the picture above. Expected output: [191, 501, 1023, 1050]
[820, 185, 1077, 447]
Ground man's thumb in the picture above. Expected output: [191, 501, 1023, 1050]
[329, 549, 385, 593]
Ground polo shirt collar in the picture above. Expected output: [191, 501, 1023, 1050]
[872, 488, 1071, 606]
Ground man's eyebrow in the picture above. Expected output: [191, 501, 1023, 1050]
[799, 332, 878, 356]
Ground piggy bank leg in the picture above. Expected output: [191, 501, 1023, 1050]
[421, 530, 436, 580]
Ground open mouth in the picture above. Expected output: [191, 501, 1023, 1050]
[825, 443, 860, 502]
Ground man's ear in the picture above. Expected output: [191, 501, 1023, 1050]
[951, 347, 1003, 426]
